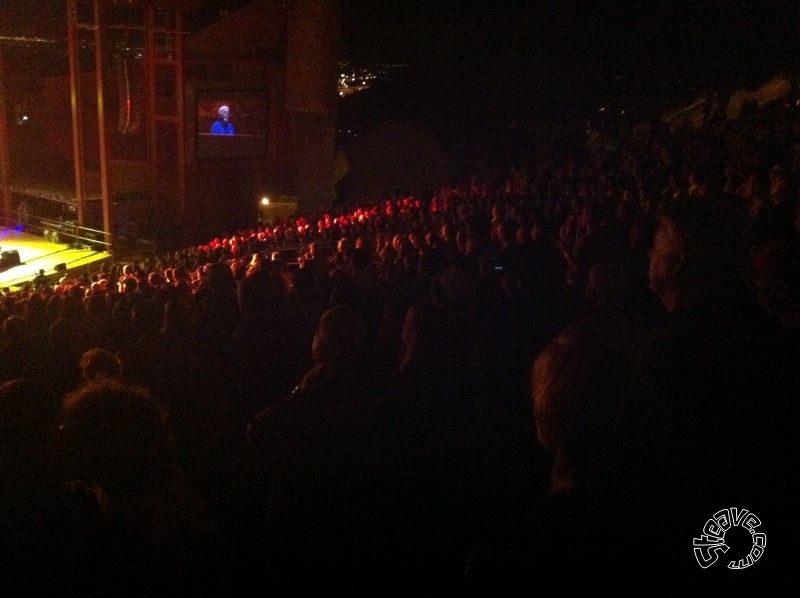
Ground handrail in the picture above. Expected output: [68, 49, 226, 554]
[21, 217, 112, 251]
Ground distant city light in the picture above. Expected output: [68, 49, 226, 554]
[336, 61, 408, 98]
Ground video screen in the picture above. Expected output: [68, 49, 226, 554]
[196, 90, 269, 159]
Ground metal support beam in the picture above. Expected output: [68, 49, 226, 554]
[146, 6, 157, 192]
[67, 0, 86, 226]
[0, 43, 12, 225]
[175, 10, 186, 218]
[93, 0, 112, 247]
[145, 6, 187, 241]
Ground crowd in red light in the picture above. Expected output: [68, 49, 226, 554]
[2, 90, 799, 591]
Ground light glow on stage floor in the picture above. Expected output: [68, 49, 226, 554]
[0, 227, 112, 291]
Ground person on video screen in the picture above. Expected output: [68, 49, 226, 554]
[210, 105, 235, 135]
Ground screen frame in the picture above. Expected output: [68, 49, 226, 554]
[195, 88, 270, 161]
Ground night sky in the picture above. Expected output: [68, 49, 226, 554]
[191, 1, 798, 85]
[3, 0, 796, 99]
[339, 0, 798, 82]
[338, 0, 798, 107]
[2, 0, 796, 83]
[334, 1, 798, 140]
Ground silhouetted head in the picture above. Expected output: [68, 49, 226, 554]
[532, 316, 665, 492]
[311, 305, 367, 373]
[649, 199, 744, 312]
[79, 348, 122, 383]
[59, 380, 174, 495]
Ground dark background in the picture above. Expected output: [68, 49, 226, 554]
[4, 1, 799, 192]
[332, 0, 800, 186]
[7, 0, 798, 115]
[334, 0, 800, 121]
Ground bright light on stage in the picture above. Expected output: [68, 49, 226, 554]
[261, 196, 270, 206]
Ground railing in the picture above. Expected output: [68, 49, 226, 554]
[1, 208, 112, 253]
[34, 217, 112, 252]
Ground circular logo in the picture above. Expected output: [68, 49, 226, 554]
[693, 507, 766, 569]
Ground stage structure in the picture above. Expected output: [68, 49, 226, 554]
[0, 1, 340, 248]
[66, 0, 188, 249]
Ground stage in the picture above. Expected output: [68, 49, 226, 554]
[0, 227, 112, 291]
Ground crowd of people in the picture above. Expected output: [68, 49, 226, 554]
[2, 91, 800, 591]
